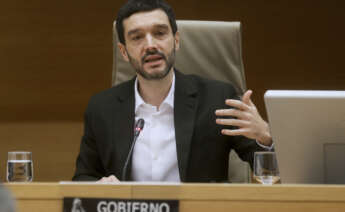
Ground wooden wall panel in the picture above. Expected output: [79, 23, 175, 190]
[0, 0, 344, 181]
[0, 122, 83, 182]
[0, 1, 121, 121]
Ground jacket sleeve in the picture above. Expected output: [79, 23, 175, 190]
[72, 103, 106, 181]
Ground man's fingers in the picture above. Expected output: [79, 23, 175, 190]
[215, 109, 251, 120]
[216, 118, 249, 127]
[97, 175, 120, 183]
[224, 99, 250, 111]
[108, 175, 120, 182]
[216, 108, 240, 117]
[97, 177, 108, 183]
[221, 128, 249, 136]
[241, 90, 253, 105]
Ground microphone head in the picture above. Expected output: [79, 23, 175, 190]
[137, 118, 145, 130]
[123, 118, 145, 181]
[134, 118, 145, 136]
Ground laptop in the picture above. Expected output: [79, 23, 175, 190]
[264, 90, 345, 184]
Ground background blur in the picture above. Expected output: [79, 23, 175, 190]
[0, 0, 344, 181]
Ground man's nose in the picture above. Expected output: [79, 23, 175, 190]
[144, 34, 157, 51]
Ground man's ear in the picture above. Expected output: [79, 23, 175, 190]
[117, 42, 129, 62]
[174, 31, 180, 51]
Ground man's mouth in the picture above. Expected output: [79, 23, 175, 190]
[143, 54, 164, 64]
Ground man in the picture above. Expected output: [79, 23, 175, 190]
[73, 0, 272, 183]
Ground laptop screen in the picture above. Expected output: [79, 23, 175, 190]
[264, 90, 345, 184]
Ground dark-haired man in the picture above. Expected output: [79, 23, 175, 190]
[73, 0, 272, 183]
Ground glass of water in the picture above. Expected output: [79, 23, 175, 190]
[7, 151, 33, 182]
[254, 151, 280, 185]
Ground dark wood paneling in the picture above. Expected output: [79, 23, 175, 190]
[0, 122, 82, 182]
[1, 0, 344, 121]
[0, 1, 122, 121]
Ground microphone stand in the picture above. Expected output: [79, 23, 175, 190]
[121, 118, 145, 181]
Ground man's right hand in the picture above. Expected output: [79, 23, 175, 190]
[97, 175, 120, 183]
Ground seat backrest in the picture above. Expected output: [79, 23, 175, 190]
[112, 20, 251, 183]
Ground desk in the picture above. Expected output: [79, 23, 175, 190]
[5, 183, 345, 212]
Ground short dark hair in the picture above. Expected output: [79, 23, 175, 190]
[116, 0, 178, 44]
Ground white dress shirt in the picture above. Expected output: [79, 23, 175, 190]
[131, 73, 180, 182]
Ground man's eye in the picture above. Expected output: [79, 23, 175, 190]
[132, 35, 142, 41]
[155, 31, 166, 36]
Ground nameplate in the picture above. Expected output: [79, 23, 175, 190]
[63, 197, 179, 212]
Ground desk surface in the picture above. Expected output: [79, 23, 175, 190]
[5, 183, 345, 212]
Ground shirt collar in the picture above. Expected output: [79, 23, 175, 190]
[134, 72, 175, 112]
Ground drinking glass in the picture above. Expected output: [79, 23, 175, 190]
[253, 151, 280, 185]
[7, 151, 33, 182]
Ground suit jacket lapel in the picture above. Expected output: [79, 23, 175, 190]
[174, 70, 198, 181]
[110, 79, 136, 179]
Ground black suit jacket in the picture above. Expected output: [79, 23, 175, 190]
[73, 70, 267, 182]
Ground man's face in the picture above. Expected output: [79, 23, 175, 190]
[118, 9, 179, 80]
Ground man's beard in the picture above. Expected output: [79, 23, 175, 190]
[126, 45, 176, 80]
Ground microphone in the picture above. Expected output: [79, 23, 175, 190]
[121, 118, 145, 181]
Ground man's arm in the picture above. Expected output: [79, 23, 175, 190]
[73, 103, 120, 183]
[73, 134, 120, 182]
[72, 111, 106, 181]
